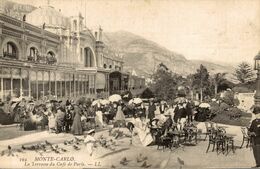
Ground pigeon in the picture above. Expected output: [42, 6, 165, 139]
[111, 165, 116, 168]
[16, 149, 23, 153]
[45, 140, 52, 145]
[73, 145, 80, 150]
[21, 145, 26, 150]
[8, 145, 11, 150]
[120, 157, 129, 166]
[177, 157, 184, 166]
[141, 161, 152, 168]
[64, 141, 68, 145]
[60, 148, 67, 152]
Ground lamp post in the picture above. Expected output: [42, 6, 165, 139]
[254, 52, 260, 106]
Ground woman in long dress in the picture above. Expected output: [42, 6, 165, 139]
[71, 106, 83, 135]
[114, 104, 126, 127]
[131, 116, 153, 146]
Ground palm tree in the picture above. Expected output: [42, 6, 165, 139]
[212, 73, 227, 96]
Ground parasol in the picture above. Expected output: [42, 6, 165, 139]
[199, 102, 211, 108]
[128, 98, 143, 105]
[174, 97, 186, 104]
[91, 99, 102, 106]
[109, 94, 122, 102]
[100, 99, 110, 105]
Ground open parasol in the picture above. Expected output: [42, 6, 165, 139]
[109, 94, 122, 102]
[129, 98, 143, 105]
[199, 102, 211, 108]
[91, 99, 102, 106]
[174, 97, 186, 104]
[100, 99, 110, 105]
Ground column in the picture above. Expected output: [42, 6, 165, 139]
[36, 71, 38, 100]
[20, 69, 22, 97]
[55, 72, 57, 97]
[10, 68, 13, 98]
[28, 70, 31, 98]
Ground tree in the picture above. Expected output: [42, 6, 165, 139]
[150, 63, 185, 100]
[191, 64, 210, 101]
[211, 73, 227, 96]
[234, 62, 254, 84]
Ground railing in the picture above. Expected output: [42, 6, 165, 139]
[3, 52, 18, 59]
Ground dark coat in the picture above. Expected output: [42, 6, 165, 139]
[249, 118, 260, 145]
[148, 103, 156, 119]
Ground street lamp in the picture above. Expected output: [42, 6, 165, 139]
[254, 51, 260, 106]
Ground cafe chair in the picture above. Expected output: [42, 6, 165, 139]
[240, 127, 252, 148]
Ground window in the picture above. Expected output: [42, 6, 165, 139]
[28, 47, 38, 61]
[30, 71, 37, 100]
[3, 42, 18, 59]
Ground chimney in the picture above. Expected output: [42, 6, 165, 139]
[94, 31, 98, 40]
[99, 26, 103, 41]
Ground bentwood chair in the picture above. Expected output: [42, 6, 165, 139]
[240, 127, 252, 148]
[204, 122, 214, 141]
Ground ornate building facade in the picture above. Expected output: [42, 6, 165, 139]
[0, 5, 127, 101]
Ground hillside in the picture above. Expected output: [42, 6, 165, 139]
[1, 1, 235, 78]
[103, 31, 235, 77]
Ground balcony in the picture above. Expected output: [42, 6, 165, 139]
[3, 52, 18, 59]
[46, 56, 57, 65]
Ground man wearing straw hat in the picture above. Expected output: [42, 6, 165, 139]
[249, 106, 260, 168]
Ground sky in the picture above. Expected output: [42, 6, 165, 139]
[13, 0, 260, 64]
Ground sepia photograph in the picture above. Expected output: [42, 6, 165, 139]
[0, 0, 259, 168]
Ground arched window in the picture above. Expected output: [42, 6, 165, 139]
[103, 64, 107, 69]
[3, 42, 18, 59]
[84, 47, 94, 67]
[109, 65, 112, 69]
[46, 51, 57, 64]
[28, 47, 38, 61]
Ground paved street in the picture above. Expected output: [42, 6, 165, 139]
[0, 123, 255, 169]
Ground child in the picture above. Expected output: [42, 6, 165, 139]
[84, 129, 96, 156]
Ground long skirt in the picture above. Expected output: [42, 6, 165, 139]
[71, 113, 83, 135]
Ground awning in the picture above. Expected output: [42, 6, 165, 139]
[96, 73, 106, 89]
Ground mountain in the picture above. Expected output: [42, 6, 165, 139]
[1, 1, 235, 79]
[103, 31, 235, 77]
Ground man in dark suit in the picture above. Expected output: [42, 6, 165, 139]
[249, 106, 260, 168]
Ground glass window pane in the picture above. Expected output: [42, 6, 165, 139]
[2, 67, 11, 101]
[71, 74, 74, 97]
[66, 74, 70, 97]
[38, 71, 43, 99]
[12, 68, 21, 98]
[62, 73, 65, 97]
[50, 72, 55, 96]
[56, 72, 62, 98]
[30, 71, 37, 100]
[21, 69, 29, 97]
[43, 71, 49, 97]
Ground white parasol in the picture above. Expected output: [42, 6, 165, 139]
[128, 98, 143, 105]
[100, 99, 110, 105]
[91, 99, 102, 106]
[108, 94, 122, 102]
[199, 102, 211, 108]
[174, 97, 186, 104]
